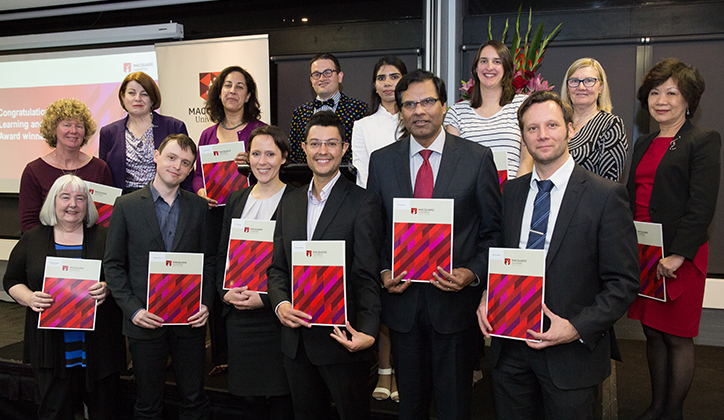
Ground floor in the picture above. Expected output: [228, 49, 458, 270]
[1, 300, 723, 419]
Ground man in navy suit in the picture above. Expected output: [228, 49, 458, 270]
[104, 134, 212, 420]
[268, 111, 383, 420]
[477, 91, 639, 419]
[367, 69, 502, 420]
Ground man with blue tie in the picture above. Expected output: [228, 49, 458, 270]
[367, 69, 502, 420]
[477, 91, 640, 419]
[288, 53, 367, 163]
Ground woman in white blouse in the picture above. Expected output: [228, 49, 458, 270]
[352, 56, 408, 188]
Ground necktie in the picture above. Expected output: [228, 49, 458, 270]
[414, 150, 434, 199]
[313, 98, 335, 109]
[526, 179, 554, 249]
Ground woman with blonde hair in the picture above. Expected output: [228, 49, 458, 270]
[561, 58, 628, 181]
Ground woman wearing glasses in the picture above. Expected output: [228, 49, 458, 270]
[445, 40, 532, 179]
[561, 58, 628, 182]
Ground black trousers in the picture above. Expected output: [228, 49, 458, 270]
[491, 339, 598, 420]
[128, 330, 209, 420]
[34, 366, 120, 420]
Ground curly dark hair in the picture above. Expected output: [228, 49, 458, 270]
[637, 58, 705, 119]
[469, 40, 516, 108]
[205, 66, 261, 124]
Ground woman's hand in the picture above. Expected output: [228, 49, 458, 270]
[196, 188, 218, 209]
[89, 281, 108, 305]
[28, 291, 54, 313]
[224, 286, 264, 310]
[658, 254, 685, 279]
[235, 152, 249, 166]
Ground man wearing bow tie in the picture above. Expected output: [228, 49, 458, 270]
[289, 52, 367, 163]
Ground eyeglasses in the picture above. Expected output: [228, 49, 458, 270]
[310, 69, 338, 80]
[401, 97, 439, 110]
[566, 77, 598, 88]
[305, 139, 342, 150]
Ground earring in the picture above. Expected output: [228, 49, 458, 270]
[686, 108, 690, 116]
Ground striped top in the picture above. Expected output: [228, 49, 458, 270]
[568, 111, 628, 182]
[55, 244, 87, 368]
[444, 94, 527, 179]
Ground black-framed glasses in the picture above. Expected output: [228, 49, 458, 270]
[310, 69, 338, 80]
[401, 97, 439, 110]
[566, 77, 598, 88]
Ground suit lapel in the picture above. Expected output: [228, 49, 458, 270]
[171, 192, 189, 251]
[140, 186, 166, 250]
[546, 166, 586, 266]
[395, 139, 414, 196]
[507, 174, 531, 248]
[312, 176, 349, 240]
[432, 133, 459, 197]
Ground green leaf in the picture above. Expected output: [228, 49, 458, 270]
[501, 18, 509, 42]
[527, 23, 544, 68]
[488, 16, 493, 41]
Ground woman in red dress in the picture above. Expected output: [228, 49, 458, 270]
[627, 58, 720, 420]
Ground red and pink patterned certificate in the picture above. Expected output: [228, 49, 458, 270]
[487, 248, 545, 341]
[634, 221, 666, 302]
[199, 142, 247, 206]
[147, 252, 204, 325]
[291, 241, 346, 326]
[492, 150, 509, 193]
[85, 181, 122, 228]
[223, 219, 276, 292]
[392, 198, 454, 282]
[38, 257, 101, 331]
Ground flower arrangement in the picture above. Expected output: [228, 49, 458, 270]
[460, 5, 561, 100]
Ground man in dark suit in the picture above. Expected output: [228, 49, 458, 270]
[267, 111, 383, 420]
[367, 69, 502, 420]
[104, 134, 212, 420]
[288, 52, 367, 163]
[477, 91, 640, 419]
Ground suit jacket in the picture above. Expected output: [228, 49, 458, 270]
[267, 175, 383, 365]
[366, 132, 502, 335]
[104, 183, 213, 339]
[288, 93, 367, 163]
[215, 184, 296, 317]
[99, 112, 192, 191]
[627, 120, 721, 260]
[490, 164, 640, 390]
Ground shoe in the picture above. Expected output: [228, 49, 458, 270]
[472, 369, 483, 386]
[209, 364, 228, 376]
[373, 368, 392, 400]
[390, 372, 399, 403]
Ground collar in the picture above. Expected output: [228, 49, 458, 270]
[150, 182, 180, 204]
[530, 155, 575, 190]
[315, 91, 341, 106]
[307, 170, 342, 202]
[409, 128, 446, 158]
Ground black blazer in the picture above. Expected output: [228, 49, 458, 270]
[627, 120, 721, 260]
[3, 225, 125, 383]
[104, 183, 213, 339]
[215, 184, 296, 317]
[490, 164, 640, 390]
[366, 132, 502, 335]
[267, 175, 383, 365]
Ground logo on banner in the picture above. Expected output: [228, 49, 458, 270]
[62, 266, 69, 271]
[166, 261, 172, 267]
[244, 227, 250, 233]
[199, 72, 221, 100]
[504, 258, 511, 265]
[123, 63, 132, 73]
[411, 208, 417, 215]
[306, 250, 312, 257]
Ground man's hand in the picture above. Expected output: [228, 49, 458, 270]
[331, 322, 375, 352]
[188, 304, 209, 328]
[526, 303, 581, 349]
[431, 267, 475, 292]
[381, 270, 411, 294]
[88, 281, 108, 305]
[132, 309, 164, 329]
[658, 254, 685, 279]
[224, 287, 264, 310]
[277, 302, 312, 328]
[476, 290, 493, 338]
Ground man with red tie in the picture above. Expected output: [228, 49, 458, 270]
[367, 69, 502, 420]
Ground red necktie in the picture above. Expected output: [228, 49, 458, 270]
[414, 150, 434, 198]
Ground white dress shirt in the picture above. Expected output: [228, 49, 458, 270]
[306, 170, 342, 240]
[518, 155, 575, 255]
[409, 128, 446, 188]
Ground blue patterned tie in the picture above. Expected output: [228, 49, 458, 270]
[526, 179, 554, 249]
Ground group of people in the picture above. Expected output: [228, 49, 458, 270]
[2, 42, 719, 420]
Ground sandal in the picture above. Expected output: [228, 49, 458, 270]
[372, 367, 392, 400]
[390, 371, 399, 403]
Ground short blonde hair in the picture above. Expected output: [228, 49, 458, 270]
[39, 98, 97, 148]
[39, 174, 99, 228]
[561, 58, 613, 113]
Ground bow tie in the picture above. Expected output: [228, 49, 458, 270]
[313, 98, 335, 109]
